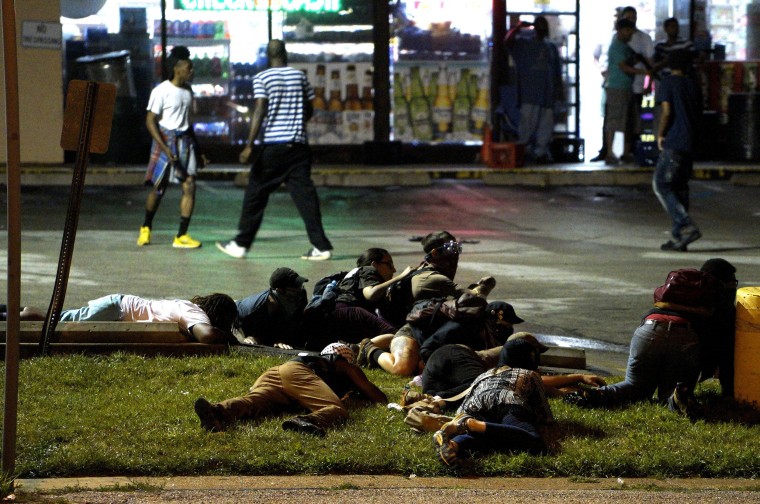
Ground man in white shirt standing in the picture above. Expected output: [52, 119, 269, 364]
[621, 6, 654, 164]
[138, 46, 205, 250]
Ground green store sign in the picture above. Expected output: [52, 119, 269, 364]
[175, 0, 341, 11]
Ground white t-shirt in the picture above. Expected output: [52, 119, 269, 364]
[119, 295, 210, 335]
[628, 29, 654, 94]
[146, 80, 192, 131]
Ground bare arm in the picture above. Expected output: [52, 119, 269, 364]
[362, 266, 415, 303]
[542, 373, 607, 389]
[657, 101, 672, 150]
[190, 322, 233, 344]
[146, 111, 175, 161]
[337, 360, 388, 404]
[239, 98, 268, 164]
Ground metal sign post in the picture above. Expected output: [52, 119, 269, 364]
[38, 80, 115, 355]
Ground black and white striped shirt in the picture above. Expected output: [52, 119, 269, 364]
[253, 66, 315, 144]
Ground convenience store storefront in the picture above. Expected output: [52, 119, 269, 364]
[3, 0, 758, 166]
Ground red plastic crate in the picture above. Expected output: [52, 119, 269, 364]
[485, 142, 525, 169]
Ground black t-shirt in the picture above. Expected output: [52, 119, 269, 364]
[422, 344, 487, 398]
[334, 266, 383, 310]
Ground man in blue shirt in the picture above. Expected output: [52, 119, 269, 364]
[217, 40, 333, 261]
[505, 16, 563, 164]
[654, 49, 702, 251]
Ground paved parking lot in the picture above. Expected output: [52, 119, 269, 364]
[2, 178, 759, 373]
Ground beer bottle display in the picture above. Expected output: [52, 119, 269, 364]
[343, 64, 362, 142]
[427, 69, 438, 108]
[408, 66, 433, 141]
[393, 72, 412, 141]
[313, 64, 327, 111]
[309, 64, 328, 141]
[432, 67, 452, 139]
[328, 69, 343, 112]
[361, 69, 374, 110]
[360, 69, 374, 142]
[452, 68, 473, 134]
[469, 72, 489, 134]
[343, 64, 362, 111]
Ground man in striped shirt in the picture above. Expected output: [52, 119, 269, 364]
[217, 40, 333, 261]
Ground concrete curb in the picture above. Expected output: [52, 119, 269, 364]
[16, 475, 760, 493]
[3, 162, 759, 187]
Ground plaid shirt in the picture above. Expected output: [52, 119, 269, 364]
[457, 366, 553, 424]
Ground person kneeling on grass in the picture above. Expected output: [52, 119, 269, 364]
[432, 338, 553, 467]
[193, 342, 387, 436]
[12, 293, 238, 345]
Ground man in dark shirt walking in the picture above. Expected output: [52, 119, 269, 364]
[216, 39, 333, 261]
[654, 49, 702, 252]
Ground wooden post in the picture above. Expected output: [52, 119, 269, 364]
[2, 0, 22, 479]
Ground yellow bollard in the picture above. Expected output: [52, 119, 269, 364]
[734, 287, 760, 407]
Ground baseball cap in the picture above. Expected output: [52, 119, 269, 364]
[320, 342, 356, 363]
[506, 331, 549, 353]
[498, 339, 540, 371]
[269, 267, 308, 289]
[487, 301, 524, 324]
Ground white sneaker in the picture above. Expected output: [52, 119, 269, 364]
[216, 240, 247, 259]
[301, 247, 332, 261]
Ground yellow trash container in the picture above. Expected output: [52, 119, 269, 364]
[734, 287, 760, 406]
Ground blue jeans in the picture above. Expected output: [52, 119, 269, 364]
[453, 410, 547, 457]
[599, 319, 700, 404]
[652, 149, 696, 240]
[59, 294, 124, 322]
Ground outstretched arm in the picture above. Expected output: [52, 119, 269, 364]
[190, 322, 235, 345]
[337, 360, 388, 404]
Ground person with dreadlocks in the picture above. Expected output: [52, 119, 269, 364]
[138, 44, 207, 250]
[16, 292, 238, 344]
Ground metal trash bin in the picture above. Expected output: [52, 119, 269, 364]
[728, 93, 760, 161]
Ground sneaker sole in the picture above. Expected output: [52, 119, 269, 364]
[432, 431, 457, 467]
[301, 255, 331, 261]
[215, 241, 246, 258]
[173, 243, 202, 249]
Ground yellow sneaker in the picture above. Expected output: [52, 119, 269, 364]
[137, 226, 151, 246]
[173, 234, 202, 249]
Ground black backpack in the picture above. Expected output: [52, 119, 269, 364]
[303, 270, 349, 322]
[377, 267, 433, 328]
[312, 270, 349, 297]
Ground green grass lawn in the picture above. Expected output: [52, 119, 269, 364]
[3, 352, 759, 478]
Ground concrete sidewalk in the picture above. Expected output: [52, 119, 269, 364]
[14, 475, 760, 503]
[5, 160, 760, 187]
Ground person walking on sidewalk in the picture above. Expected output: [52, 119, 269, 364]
[138, 45, 205, 249]
[216, 40, 333, 261]
[653, 49, 702, 252]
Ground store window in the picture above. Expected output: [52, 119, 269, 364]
[60, 0, 375, 163]
[390, 0, 492, 144]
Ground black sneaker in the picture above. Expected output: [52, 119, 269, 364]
[356, 338, 377, 368]
[194, 398, 227, 432]
[674, 228, 702, 250]
[282, 416, 326, 437]
[589, 151, 607, 162]
[667, 382, 702, 420]
[660, 240, 687, 252]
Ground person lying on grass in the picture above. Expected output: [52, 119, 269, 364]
[422, 332, 607, 401]
[193, 342, 388, 436]
[432, 338, 554, 467]
[7, 292, 238, 344]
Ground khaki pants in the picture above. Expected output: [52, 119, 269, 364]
[217, 361, 348, 429]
